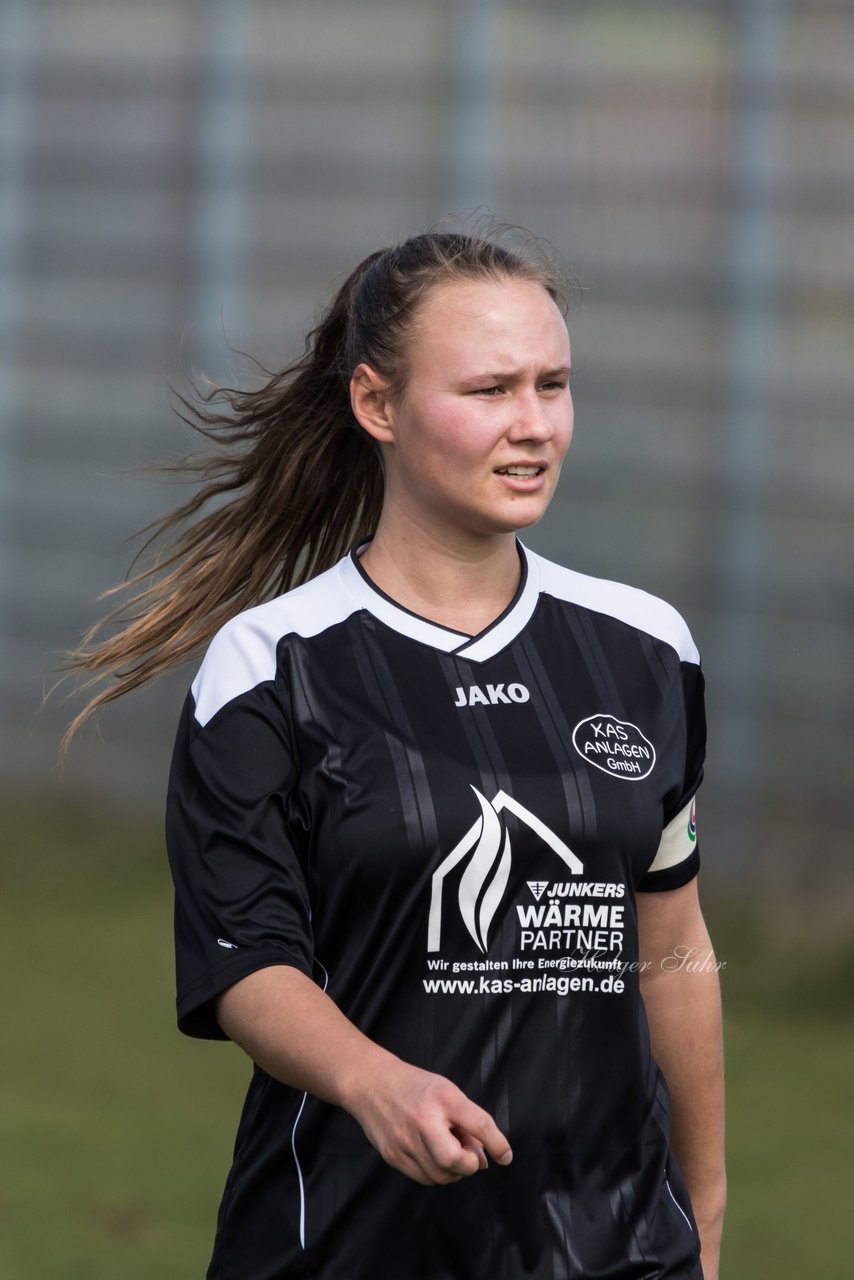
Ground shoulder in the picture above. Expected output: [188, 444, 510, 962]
[528, 548, 700, 666]
[191, 558, 359, 727]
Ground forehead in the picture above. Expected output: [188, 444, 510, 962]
[406, 277, 569, 376]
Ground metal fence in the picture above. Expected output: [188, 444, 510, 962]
[2, 0, 852, 899]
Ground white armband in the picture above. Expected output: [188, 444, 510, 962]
[647, 797, 697, 874]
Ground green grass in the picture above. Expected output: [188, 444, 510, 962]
[721, 1010, 854, 1275]
[2, 803, 853, 1277]
[1, 804, 248, 1280]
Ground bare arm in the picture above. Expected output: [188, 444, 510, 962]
[638, 879, 726, 1280]
[215, 965, 513, 1186]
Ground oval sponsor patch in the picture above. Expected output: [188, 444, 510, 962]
[572, 714, 656, 781]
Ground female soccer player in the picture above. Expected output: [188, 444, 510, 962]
[71, 230, 725, 1278]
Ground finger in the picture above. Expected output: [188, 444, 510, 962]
[388, 1141, 452, 1186]
[395, 1152, 439, 1186]
[389, 1129, 470, 1186]
[452, 1125, 488, 1171]
[420, 1125, 482, 1180]
[449, 1101, 513, 1167]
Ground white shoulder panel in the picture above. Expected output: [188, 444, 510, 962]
[191, 560, 362, 726]
[531, 552, 700, 665]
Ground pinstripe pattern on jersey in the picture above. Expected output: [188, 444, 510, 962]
[534, 553, 700, 667]
[170, 540, 706, 1279]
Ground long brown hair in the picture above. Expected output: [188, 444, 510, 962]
[63, 227, 566, 747]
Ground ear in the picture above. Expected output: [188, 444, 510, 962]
[350, 363, 396, 446]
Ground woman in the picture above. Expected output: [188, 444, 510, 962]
[71, 230, 725, 1278]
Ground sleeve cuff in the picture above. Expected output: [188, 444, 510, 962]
[177, 947, 313, 1040]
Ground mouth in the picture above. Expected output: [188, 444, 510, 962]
[493, 464, 547, 477]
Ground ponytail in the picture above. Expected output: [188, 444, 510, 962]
[63, 225, 565, 748]
[62, 253, 386, 748]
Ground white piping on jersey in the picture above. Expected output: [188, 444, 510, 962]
[191, 544, 699, 726]
[291, 960, 329, 1251]
[665, 1177, 695, 1234]
[290, 1091, 309, 1249]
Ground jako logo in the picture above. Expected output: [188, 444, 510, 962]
[427, 788, 584, 954]
[454, 683, 529, 707]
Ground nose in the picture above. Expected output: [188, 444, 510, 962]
[507, 386, 566, 444]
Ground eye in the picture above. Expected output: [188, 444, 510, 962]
[538, 379, 568, 393]
[472, 385, 504, 396]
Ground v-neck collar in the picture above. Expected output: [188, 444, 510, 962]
[337, 541, 541, 664]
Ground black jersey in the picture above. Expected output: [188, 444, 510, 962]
[166, 543, 706, 1280]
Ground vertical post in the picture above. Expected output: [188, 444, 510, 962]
[192, 0, 251, 380]
[0, 0, 35, 759]
[718, 0, 787, 860]
[449, 0, 502, 215]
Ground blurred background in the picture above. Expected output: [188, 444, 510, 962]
[1, 0, 852, 1276]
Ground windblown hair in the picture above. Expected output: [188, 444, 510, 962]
[63, 226, 566, 747]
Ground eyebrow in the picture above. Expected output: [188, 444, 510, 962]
[457, 366, 572, 389]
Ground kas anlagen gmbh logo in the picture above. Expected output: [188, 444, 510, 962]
[427, 787, 584, 954]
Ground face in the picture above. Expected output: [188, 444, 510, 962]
[358, 276, 573, 542]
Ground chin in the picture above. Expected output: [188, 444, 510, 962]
[497, 496, 553, 531]
[473, 503, 551, 537]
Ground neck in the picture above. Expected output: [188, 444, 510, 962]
[358, 511, 522, 636]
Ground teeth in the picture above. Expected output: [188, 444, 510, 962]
[502, 466, 541, 476]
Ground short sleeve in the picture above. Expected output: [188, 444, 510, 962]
[165, 657, 313, 1039]
[636, 656, 706, 893]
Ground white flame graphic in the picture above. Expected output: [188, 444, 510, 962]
[457, 788, 512, 953]
[426, 788, 583, 953]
